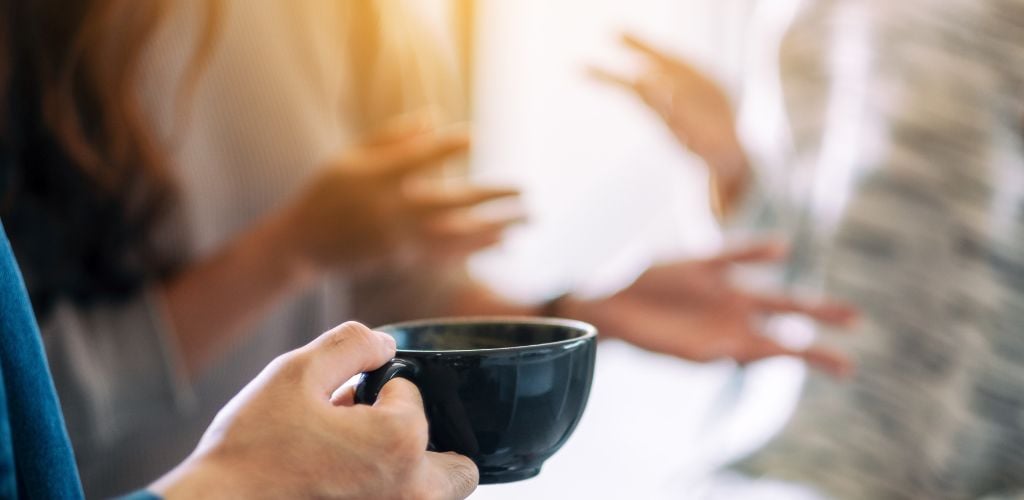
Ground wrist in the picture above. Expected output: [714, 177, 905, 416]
[150, 451, 246, 499]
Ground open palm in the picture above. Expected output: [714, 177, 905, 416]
[573, 243, 857, 377]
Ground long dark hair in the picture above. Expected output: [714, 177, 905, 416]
[0, 0, 219, 316]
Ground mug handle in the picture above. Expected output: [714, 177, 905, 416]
[354, 358, 420, 405]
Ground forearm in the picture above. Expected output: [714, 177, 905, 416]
[162, 211, 314, 377]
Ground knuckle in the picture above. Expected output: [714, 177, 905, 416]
[267, 350, 307, 381]
[338, 319, 372, 336]
[326, 321, 376, 350]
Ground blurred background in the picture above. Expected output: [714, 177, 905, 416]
[10, 0, 1022, 496]
[434, 1, 808, 497]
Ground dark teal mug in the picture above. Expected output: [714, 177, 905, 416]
[355, 317, 598, 484]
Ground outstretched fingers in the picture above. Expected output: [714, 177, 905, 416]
[736, 335, 854, 379]
[750, 293, 859, 327]
[621, 33, 677, 65]
[705, 241, 788, 267]
[359, 110, 437, 148]
[361, 128, 471, 180]
[621, 33, 700, 78]
[587, 65, 638, 91]
[418, 213, 527, 260]
[406, 185, 521, 215]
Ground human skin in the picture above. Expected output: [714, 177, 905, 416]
[151, 321, 479, 500]
[448, 242, 857, 378]
[590, 34, 752, 218]
[165, 104, 854, 382]
[163, 116, 522, 376]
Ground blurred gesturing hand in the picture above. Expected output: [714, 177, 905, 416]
[159, 117, 520, 376]
[567, 243, 858, 378]
[277, 117, 521, 275]
[153, 322, 478, 499]
[591, 34, 749, 216]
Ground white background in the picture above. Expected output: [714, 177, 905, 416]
[465, 1, 808, 498]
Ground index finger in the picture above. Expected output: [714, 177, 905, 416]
[299, 322, 397, 397]
[704, 242, 788, 267]
[359, 109, 436, 148]
[621, 33, 682, 68]
[373, 128, 471, 180]
[587, 65, 638, 91]
[406, 185, 522, 214]
[736, 336, 854, 379]
[750, 293, 860, 326]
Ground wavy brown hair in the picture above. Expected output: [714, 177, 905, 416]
[1, 0, 220, 315]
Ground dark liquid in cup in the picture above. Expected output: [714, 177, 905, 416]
[389, 322, 589, 351]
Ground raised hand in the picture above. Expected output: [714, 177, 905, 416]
[591, 34, 750, 216]
[565, 243, 858, 377]
[152, 322, 479, 499]
[277, 116, 522, 275]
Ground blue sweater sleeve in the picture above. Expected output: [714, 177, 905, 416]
[0, 222, 84, 499]
[116, 490, 162, 500]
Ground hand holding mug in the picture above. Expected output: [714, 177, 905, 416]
[151, 322, 479, 499]
[352, 318, 598, 484]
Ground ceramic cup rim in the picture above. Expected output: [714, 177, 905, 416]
[376, 316, 598, 355]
